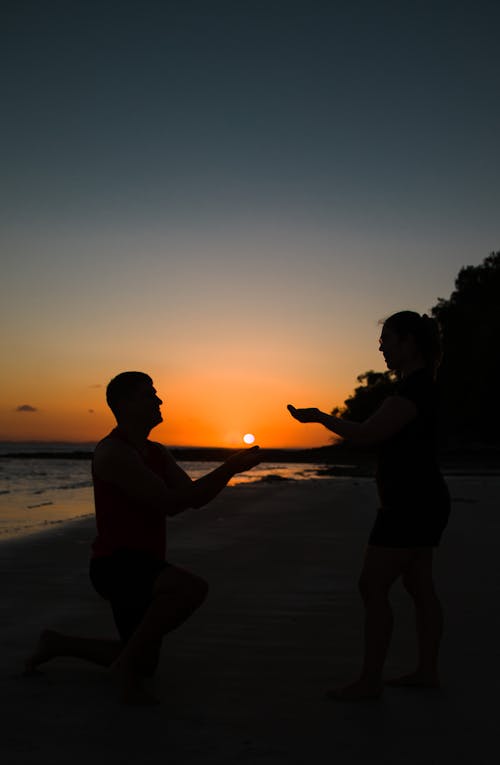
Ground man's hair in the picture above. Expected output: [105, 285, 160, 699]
[106, 371, 152, 418]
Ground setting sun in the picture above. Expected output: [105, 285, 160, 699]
[243, 433, 255, 444]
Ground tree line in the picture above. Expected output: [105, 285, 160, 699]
[332, 251, 500, 448]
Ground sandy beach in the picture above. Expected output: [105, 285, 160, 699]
[1, 476, 499, 764]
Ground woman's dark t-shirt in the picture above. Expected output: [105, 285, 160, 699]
[371, 368, 450, 546]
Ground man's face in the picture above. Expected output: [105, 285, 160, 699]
[125, 381, 163, 428]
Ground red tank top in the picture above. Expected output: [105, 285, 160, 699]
[91, 429, 167, 560]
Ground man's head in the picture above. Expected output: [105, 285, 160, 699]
[106, 371, 163, 429]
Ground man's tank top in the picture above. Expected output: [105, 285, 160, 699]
[91, 428, 167, 560]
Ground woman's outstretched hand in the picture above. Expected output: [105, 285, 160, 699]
[287, 404, 322, 424]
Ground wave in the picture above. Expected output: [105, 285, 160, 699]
[253, 473, 293, 484]
[13, 481, 93, 496]
[0, 512, 93, 538]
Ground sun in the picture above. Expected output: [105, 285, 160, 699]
[243, 433, 255, 444]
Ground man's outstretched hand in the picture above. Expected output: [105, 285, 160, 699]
[226, 445, 261, 474]
[287, 404, 322, 424]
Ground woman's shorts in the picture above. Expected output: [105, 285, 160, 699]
[368, 504, 450, 548]
[89, 548, 170, 641]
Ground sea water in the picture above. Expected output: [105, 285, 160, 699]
[0, 443, 336, 540]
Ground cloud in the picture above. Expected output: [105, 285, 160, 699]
[15, 404, 38, 412]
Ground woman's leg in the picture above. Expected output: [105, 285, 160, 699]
[328, 546, 413, 701]
[387, 548, 442, 687]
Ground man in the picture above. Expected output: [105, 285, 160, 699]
[26, 371, 260, 704]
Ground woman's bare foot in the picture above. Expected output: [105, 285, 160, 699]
[326, 679, 383, 702]
[24, 629, 62, 675]
[385, 670, 440, 688]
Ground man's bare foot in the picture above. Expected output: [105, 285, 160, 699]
[110, 662, 160, 706]
[326, 679, 383, 702]
[385, 671, 440, 688]
[24, 629, 62, 675]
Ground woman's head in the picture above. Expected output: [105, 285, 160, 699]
[379, 311, 442, 376]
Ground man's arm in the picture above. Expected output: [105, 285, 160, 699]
[157, 444, 261, 509]
[186, 448, 260, 508]
[93, 439, 261, 516]
[156, 445, 194, 489]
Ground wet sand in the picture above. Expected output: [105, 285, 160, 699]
[0, 476, 499, 764]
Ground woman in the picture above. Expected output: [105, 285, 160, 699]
[288, 311, 450, 701]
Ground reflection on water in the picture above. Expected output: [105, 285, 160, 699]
[0, 458, 343, 540]
[185, 462, 336, 485]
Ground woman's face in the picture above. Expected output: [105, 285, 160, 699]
[379, 324, 406, 371]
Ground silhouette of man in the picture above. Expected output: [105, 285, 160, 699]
[26, 371, 260, 704]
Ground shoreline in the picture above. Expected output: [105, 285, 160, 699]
[2, 441, 500, 466]
[1, 466, 498, 546]
[1, 451, 499, 479]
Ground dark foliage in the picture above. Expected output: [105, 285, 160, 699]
[333, 252, 500, 446]
[332, 370, 397, 422]
[432, 251, 500, 446]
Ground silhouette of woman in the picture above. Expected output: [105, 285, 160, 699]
[288, 311, 450, 700]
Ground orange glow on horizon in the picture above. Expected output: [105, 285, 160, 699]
[0, 370, 346, 449]
[1, 318, 379, 448]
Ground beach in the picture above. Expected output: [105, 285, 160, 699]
[1, 476, 499, 764]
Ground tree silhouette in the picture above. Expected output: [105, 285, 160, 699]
[332, 252, 500, 447]
[332, 370, 397, 422]
[432, 251, 500, 446]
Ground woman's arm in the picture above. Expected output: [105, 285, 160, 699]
[287, 396, 417, 445]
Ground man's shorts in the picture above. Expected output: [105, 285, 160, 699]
[89, 548, 170, 642]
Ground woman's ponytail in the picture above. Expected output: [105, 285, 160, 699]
[383, 311, 443, 377]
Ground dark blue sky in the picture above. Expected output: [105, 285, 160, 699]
[3, 0, 499, 226]
[1, 0, 500, 443]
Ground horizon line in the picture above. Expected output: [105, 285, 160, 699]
[0, 439, 334, 451]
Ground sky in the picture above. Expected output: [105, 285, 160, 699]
[1, 0, 499, 447]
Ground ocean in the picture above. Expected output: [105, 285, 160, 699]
[0, 442, 340, 541]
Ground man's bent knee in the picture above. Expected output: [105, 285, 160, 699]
[155, 566, 208, 605]
[187, 575, 208, 608]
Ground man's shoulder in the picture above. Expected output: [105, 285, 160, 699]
[93, 435, 146, 486]
[95, 430, 118, 451]
[149, 440, 170, 454]
[94, 432, 137, 463]
[149, 441, 178, 464]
